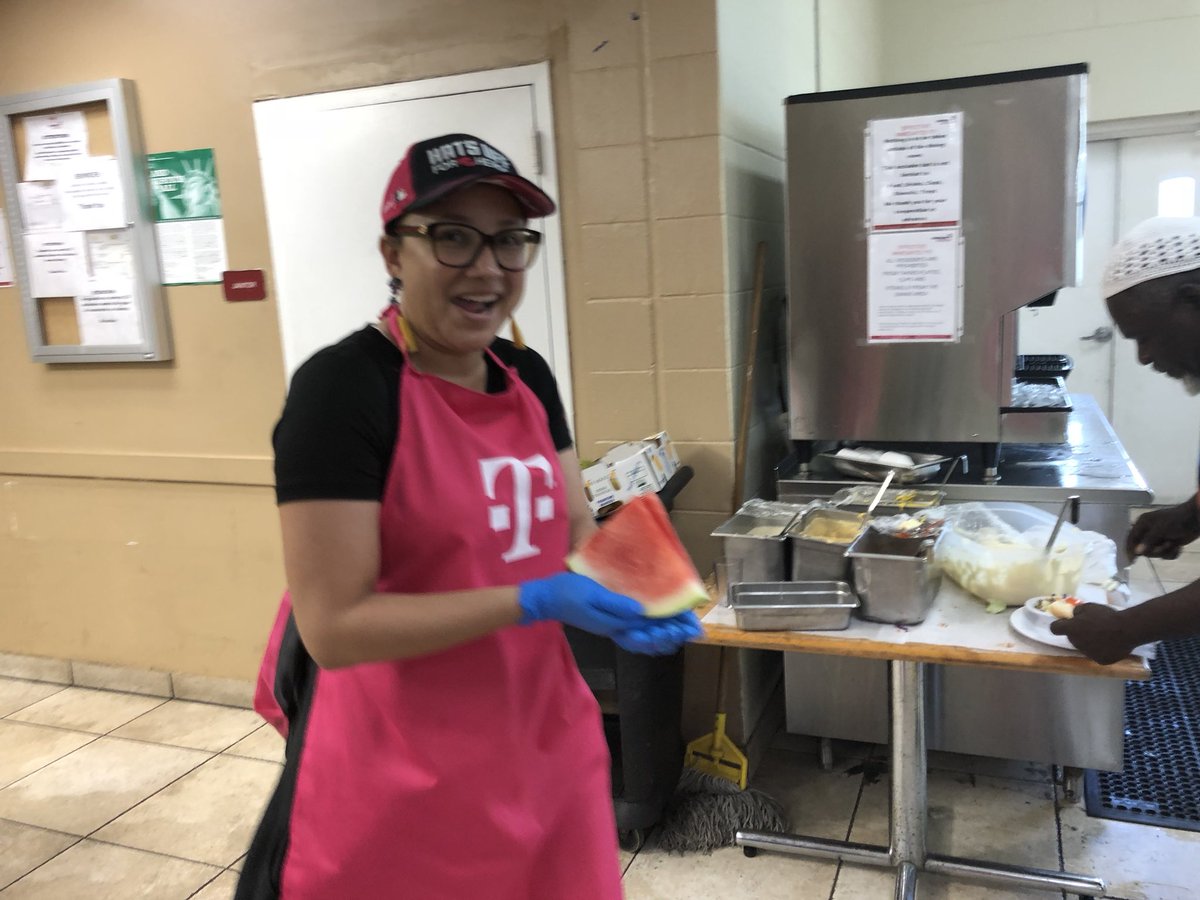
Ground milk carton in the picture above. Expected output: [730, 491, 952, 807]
[580, 459, 628, 517]
[606, 441, 669, 491]
[642, 431, 680, 480]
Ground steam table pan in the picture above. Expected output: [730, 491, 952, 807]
[729, 581, 858, 632]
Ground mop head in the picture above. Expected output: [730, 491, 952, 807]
[655, 767, 789, 854]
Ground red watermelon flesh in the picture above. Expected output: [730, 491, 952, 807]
[566, 494, 708, 617]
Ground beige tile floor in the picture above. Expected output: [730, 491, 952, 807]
[2, 677, 1197, 899]
[1, 550, 1197, 897]
[0, 685, 280, 899]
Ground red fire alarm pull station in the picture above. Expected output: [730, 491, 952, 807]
[222, 270, 267, 302]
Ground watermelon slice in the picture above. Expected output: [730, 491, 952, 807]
[567, 494, 708, 617]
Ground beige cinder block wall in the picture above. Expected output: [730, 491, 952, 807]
[567, 0, 732, 574]
[878, 0, 1200, 122]
[0, 0, 753, 680]
[681, 0, 887, 752]
[686, 0, 817, 753]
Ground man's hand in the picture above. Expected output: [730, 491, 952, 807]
[1127, 499, 1200, 559]
[1049, 604, 1137, 665]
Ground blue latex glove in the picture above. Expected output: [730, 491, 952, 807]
[614, 610, 703, 656]
[518, 572, 647, 637]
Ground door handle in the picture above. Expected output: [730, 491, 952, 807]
[1080, 326, 1114, 343]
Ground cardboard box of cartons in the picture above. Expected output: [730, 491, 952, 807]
[580, 441, 670, 516]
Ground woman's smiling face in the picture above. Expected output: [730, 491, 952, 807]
[380, 183, 527, 357]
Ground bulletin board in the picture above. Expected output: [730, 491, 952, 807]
[0, 78, 172, 363]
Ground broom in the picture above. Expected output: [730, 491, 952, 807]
[657, 242, 789, 853]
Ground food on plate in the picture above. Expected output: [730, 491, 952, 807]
[1035, 594, 1083, 619]
[567, 493, 707, 617]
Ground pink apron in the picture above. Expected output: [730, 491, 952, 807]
[244, 313, 622, 899]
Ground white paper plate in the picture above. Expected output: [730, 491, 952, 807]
[1023, 595, 1065, 626]
[1008, 604, 1078, 652]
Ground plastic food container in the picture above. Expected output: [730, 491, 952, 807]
[729, 581, 858, 631]
[846, 529, 941, 625]
[786, 508, 866, 582]
[935, 503, 1089, 609]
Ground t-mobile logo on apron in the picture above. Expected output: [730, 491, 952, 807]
[479, 455, 556, 563]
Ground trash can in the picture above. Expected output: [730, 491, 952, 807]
[565, 466, 693, 850]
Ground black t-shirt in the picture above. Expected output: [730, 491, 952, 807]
[273, 326, 573, 504]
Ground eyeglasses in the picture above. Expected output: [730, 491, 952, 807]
[390, 222, 542, 272]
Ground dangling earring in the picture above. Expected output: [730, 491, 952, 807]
[510, 316, 526, 350]
[397, 314, 419, 353]
[388, 277, 418, 352]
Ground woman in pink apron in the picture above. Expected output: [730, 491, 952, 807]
[236, 134, 701, 899]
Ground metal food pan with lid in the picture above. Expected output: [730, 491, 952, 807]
[830, 485, 945, 511]
[819, 451, 953, 484]
[711, 506, 804, 583]
[729, 581, 858, 631]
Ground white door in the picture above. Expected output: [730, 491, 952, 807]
[1019, 129, 1200, 504]
[1018, 141, 1118, 419]
[253, 63, 573, 424]
[1110, 134, 1200, 504]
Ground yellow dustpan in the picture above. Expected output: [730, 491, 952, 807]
[684, 647, 748, 788]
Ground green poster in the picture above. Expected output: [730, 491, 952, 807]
[146, 149, 221, 221]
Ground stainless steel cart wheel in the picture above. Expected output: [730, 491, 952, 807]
[618, 829, 646, 853]
[820, 737, 834, 771]
[1060, 766, 1083, 804]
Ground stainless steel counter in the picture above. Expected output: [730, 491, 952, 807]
[778, 395, 1152, 772]
[779, 394, 1151, 570]
[779, 395, 1151, 506]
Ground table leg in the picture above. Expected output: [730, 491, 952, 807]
[895, 861, 919, 900]
[889, 660, 927, 876]
[737, 657, 1107, 897]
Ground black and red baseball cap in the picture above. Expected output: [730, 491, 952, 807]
[380, 133, 556, 231]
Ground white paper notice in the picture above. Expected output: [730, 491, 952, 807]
[59, 156, 127, 231]
[87, 229, 135, 283]
[0, 212, 13, 286]
[75, 280, 142, 345]
[17, 181, 65, 232]
[25, 231, 87, 297]
[155, 218, 227, 284]
[868, 113, 963, 231]
[23, 111, 89, 181]
[867, 228, 962, 343]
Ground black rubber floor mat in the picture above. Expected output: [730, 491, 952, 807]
[1083, 634, 1200, 832]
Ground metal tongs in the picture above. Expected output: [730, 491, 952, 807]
[1044, 494, 1081, 553]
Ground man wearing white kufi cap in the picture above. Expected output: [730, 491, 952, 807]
[1051, 217, 1200, 663]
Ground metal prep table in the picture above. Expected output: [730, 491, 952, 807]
[774, 394, 1152, 773]
[698, 593, 1149, 898]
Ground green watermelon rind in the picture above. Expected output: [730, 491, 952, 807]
[567, 552, 708, 618]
